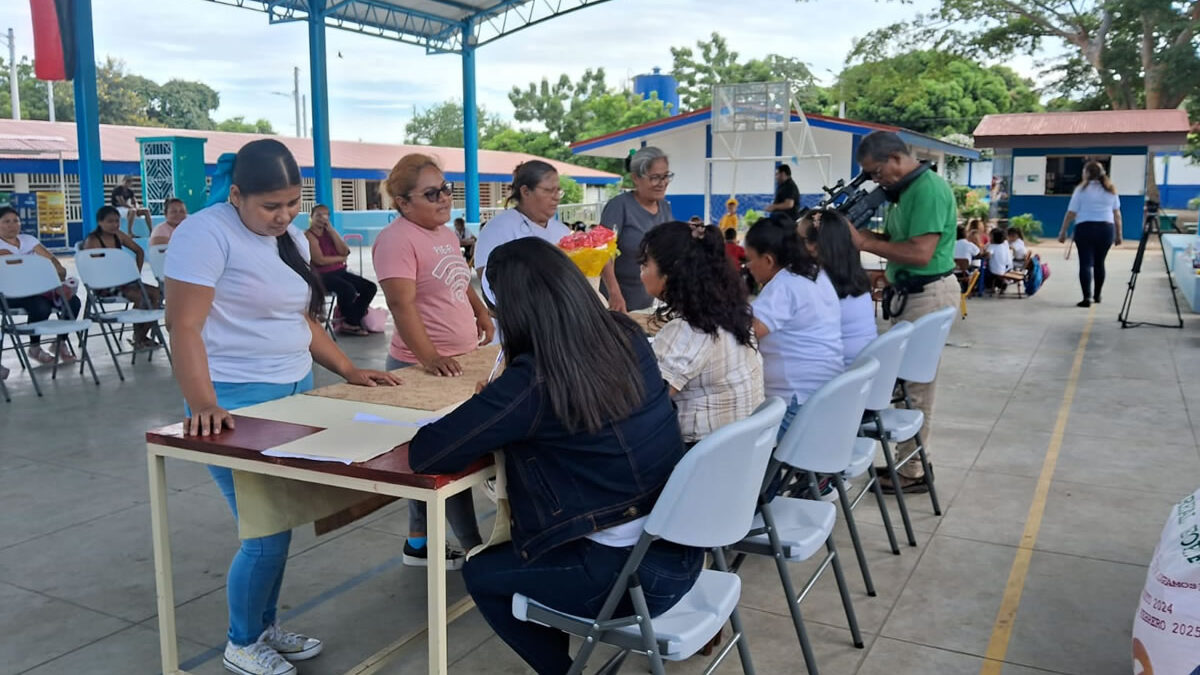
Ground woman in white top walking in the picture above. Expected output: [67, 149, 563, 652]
[1057, 161, 1123, 307]
[473, 160, 571, 304]
[165, 139, 399, 675]
[638, 220, 764, 445]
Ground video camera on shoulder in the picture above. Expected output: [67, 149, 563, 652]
[799, 161, 933, 230]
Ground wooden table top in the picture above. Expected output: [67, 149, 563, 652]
[146, 415, 493, 490]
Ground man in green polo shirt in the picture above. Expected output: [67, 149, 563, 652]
[850, 131, 959, 495]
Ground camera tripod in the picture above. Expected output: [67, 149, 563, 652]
[1118, 207, 1183, 329]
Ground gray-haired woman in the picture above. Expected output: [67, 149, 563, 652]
[600, 146, 674, 312]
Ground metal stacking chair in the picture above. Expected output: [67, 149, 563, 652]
[0, 255, 98, 399]
[512, 397, 788, 675]
[853, 322, 919, 547]
[342, 232, 365, 274]
[887, 306, 957, 518]
[75, 249, 171, 381]
[731, 362, 878, 675]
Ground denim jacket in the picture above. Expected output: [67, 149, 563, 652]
[409, 314, 686, 563]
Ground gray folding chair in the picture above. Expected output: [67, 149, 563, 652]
[888, 306, 957, 518]
[853, 322, 919, 547]
[512, 397, 788, 675]
[731, 362, 878, 675]
[0, 255, 98, 399]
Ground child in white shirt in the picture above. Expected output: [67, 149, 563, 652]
[985, 227, 1014, 292]
[1006, 227, 1028, 265]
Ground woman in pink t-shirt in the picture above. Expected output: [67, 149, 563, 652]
[373, 153, 493, 567]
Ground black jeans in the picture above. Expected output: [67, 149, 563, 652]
[463, 538, 703, 675]
[319, 268, 376, 326]
[1073, 221, 1114, 301]
[5, 294, 82, 345]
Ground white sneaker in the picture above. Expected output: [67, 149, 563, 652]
[222, 637, 295, 675]
[262, 623, 323, 661]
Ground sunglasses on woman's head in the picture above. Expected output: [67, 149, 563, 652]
[408, 182, 454, 203]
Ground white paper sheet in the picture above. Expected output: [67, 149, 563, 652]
[262, 421, 419, 464]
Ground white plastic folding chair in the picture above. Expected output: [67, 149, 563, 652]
[731, 362, 878, 675]
[887, 305, 956, 518]
[75, 249, 171, 381]
[512, 397, 788, 675]
[853, 322, 919, 548]
[146, 244, 169, 299]
[0, 255, 98, 399]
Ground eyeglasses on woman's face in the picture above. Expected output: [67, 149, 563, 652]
[407, 182, 454, 203]
[535, 185, 565, 198]
[645, 172, 674, 186]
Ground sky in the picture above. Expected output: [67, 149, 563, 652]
[0, 0, 1039, 144]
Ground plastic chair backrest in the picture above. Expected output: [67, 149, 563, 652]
[775, 358, 880, 474]
[898, 306, 955, 384]
[851, 321, 913, 412]
[0, 255, 61, 299]
[75, 248, 141, 289]
[643, 397, 787, 548]
[147, 244, 169, 281]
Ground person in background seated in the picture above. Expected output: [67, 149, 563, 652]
[374, 152, 492, 569]
[723, 227, 745, 272]
[0, 205, 81, 367]
[453, 217, 476, 264]
[165, 138, 399, 675]
[1006, 227, 1028, 266]
[82, 206, 162, 349]
[965, 218, 988, 252]
[149, 198, 187, 245]
[744, 215, 843, 437]
[718, 197, 740, 238]
[409, 237, 701, 675]
[803, 210, 877, 367]
[765, 164, 802, 221]
[952, 225, 981, 292]
[640, 220, 763, 446]
[111, 175, 152, 236]
[305, 204, 376, 336]
[985, 227, 1013, 293]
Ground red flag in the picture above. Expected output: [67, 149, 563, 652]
[30, 0, 67, 80]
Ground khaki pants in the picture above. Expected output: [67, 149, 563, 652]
[890, 275, 958, 479]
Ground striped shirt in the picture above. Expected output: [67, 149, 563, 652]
[652, 318, 765, 443]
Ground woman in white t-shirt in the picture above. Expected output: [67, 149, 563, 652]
[638, 220, 764, 445]
[744, 215, 843, 436]
[473, 160, 571, 305]
[164, 139, 399, 675]
[0, 206, 81, 368]
[1057, 161, 1123, 307]
[803, 210, 878, 367]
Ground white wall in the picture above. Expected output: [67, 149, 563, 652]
[1156, 154, 1200, 185]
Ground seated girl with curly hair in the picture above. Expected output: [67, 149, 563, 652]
[639, 220, 764, 445]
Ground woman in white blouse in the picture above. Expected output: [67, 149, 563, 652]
[638, 220, 763, 445]
[1057, 161, 1123, 307]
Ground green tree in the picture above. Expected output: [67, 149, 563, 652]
[482, 127, 568, 160]
[152, 79, 219, 130]
[0, 56, 75, 121]
[94, 57, 159, 126]
[670, 32, 818, 110]
[559, 174, 583, 203]
[834, 50, 1040, 136]
[216, 116, 276, 134]
[405, 101, 507, 147]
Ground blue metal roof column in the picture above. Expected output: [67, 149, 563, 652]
[72, 0, 103, 237]
[308, 0, 334, 208]
[461, 27, 480, 225]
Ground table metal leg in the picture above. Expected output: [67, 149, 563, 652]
[148, 449, 182, 674]
[426, 491, 449, 675]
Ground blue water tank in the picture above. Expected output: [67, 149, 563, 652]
[633, 67, 680, 115]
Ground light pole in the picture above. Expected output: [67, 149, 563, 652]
[2, 28, 19, 120]
[47, 81, 53, 122]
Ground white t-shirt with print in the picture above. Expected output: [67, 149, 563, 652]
[0, 234, 39, 256]
[752, 269, 844, 403]
[164, 202, 314, 384]
[473, 208, 571, 303]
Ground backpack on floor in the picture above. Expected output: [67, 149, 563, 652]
[1025, 254, 1048, 296]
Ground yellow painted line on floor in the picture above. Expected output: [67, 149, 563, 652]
[980, 305, 1096, 674]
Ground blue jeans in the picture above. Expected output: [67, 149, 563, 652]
[463, 538, 703, 674]
[190, 372, 314, 646]
[385, 355, 482, 548]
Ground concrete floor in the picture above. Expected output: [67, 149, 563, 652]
[2, 241, 1196, 674]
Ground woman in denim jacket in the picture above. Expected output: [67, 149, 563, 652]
[409, 237, 703, 674]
